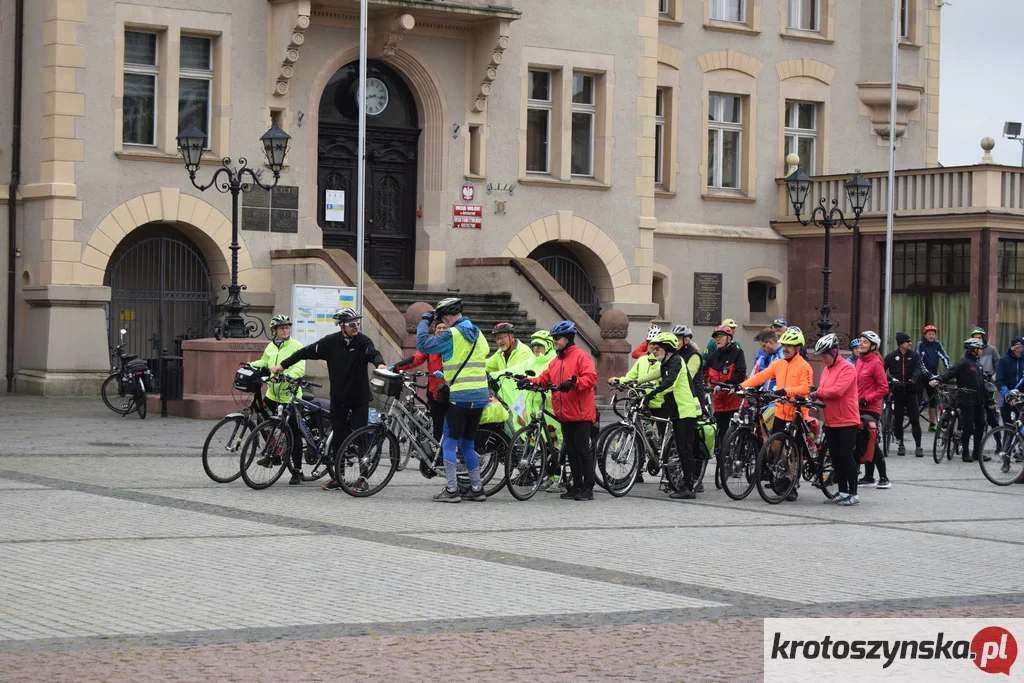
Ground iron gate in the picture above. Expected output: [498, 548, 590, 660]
[106, 229, 213, 381]
[536, 254, 601, 322]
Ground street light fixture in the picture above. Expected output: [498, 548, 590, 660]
[784, 159, 871, 340]
[175, 124, 291, 338]
[1002, 121, 1024, 167]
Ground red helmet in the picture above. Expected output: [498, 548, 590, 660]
[923, 325, 938, 334]
[712, 325, 734, 338]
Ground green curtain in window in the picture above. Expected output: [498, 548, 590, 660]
[997, 293, 1024, 352]
[891, 294, 925, 345]
[932, 293, 970, 349]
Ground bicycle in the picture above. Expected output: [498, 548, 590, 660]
[505, 379, 567, 500]
[755, 394, 833, 504]
[716, 386, 776, 501]
[333, 368, 509, 497]
[977, 390, 1024, 485]
[238, 375, 334, 490]
[101, 328, 152, 419]
[201, 363, 273, 483]
[932, 384, 971, 463]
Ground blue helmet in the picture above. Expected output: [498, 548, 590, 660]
[550, 320, 577, 337]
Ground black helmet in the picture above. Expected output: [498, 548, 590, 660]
[434, 297, 463, 317]
[492, 322, 515, 336]
[334, 307, 362, 325]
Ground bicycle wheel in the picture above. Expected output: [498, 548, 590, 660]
[506, 425, 546, 500]
[335, 424, 400, 497]
[239, 419, 291, 490]
[475, 426, 509, 490]
[720, 428, 758, 501]
[136, 392, 147, 419]
[597, 424, 640, 498]
[881, 403, 893, 456]
[694, 439, 712, 490]
[932, 414, 950, 463]
[101, 374, 130, 415]
[301, 430, 335, 482]
[202, 415, 253, 483]
[814, 446, 836, 500]
[755, 432, 800, 504]
[947, 414, 961, 461]
[979, 426, 1024, 485]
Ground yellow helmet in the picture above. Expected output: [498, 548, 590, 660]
[721, 318, 739, 329]
[778, 328, 805, 346]
[651, 332, 680, 352]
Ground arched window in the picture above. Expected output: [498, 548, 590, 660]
[529, 243, 601, 321]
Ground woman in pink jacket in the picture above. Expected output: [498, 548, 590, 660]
[855, 331, 890, 489]
[810, 334, 862, 506]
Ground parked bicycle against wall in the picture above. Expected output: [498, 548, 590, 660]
[101, 328, 153, 419]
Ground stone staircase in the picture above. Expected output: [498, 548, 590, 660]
[383, 290, 536, 336]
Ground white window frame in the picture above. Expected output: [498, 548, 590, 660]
[123, 30, 159, 147]
[570, 73, 596, 178]
[655, 88, 666, 187]
[708, 94, 743, 190]
[784, 100, 817, 175]
[788, 0, 820, 31]
[710, 0, 745, 23]
[526, 69, 552, 175]
[900, 0, 910, 39]
[178, 34, 213, 148]
[659, 0, 669, 15]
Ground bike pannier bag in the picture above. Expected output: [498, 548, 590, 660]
[233, 366, 263, 393]
[370, 368, 403, 398]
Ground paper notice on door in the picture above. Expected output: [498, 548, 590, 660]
[325, 190, 345, 222]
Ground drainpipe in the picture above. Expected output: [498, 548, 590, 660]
[6, 0, 24, 393]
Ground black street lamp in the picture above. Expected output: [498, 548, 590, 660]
[176, 125, 291, 338]
[784, 163, 871, 340]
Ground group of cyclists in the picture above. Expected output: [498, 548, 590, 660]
[243, 302, 1024, 504]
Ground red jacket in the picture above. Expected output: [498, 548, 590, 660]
[394, 351, 443, 400]
[533, 344, 598, 423]
[815, 359, 860, 428]
[856, 353, 888, 416]
[631, 340, 649, 359]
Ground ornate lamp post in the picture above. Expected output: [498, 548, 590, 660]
[784, 159, 871, 340]
[175, 125, 291, 338]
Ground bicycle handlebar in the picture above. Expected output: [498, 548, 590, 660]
[268, 374, 322, 389]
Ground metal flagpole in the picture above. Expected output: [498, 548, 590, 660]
[355, 0, 368, 312]
[881, 0, 899, 354]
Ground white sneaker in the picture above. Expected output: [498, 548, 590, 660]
[838, 494, 860, 506]
[824, 492, 848, 504]
[546, 479, 567, 493]
[537, 477, 557, 492]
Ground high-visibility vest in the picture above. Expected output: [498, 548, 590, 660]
[443, 325, 489, 396]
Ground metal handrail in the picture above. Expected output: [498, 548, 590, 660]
[508, 258, 601, 357]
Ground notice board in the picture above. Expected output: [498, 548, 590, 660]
[290, 284, 357, 347]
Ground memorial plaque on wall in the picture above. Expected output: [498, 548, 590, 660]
[244, 186, 271, 208]
[693, 272, 723, 326]
[241, 207, 269, 232]
[271, 209, 298, 233]
[270, 186, 299, 233]
[271, 185, 299, 210]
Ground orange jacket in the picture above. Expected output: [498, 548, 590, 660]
[741, 353, 813, 422]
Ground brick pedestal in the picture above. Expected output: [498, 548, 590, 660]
[169, 338, 269, 419]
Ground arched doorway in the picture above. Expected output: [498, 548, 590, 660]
[104, 224, 213, 362]
[529, 243, 602, 321]
[317, 60, 420, 289]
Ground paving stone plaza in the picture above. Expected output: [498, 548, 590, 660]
[1, 396, 1022, 681]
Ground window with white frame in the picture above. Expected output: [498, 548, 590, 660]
[788, 0, 819, 31]
[784, 100, 817, 175]
[526, 69, 552, 174]
[178, 35, 213, 142]
[708, 93, 742, 190]
[123, 31, 158, 146]
[900, 0, 909, 39]
[659, 0, 669, 15]
[655, 88, 666, 187]
[711, 0, 745, 22]
[571, 73, 596, 177]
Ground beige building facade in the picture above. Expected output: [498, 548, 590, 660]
[0, 0, 941, 394]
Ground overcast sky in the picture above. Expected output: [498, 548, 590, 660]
[939, 0, 1024, 166]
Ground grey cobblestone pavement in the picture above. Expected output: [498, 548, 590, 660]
[1, 396, 1023, 681]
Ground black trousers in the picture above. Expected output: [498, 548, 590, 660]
[264, 399, 303, 470]
[562, 421, 595, 491]
[714, 410, 736, 452]
[959, 402, 986, 460]
[330, 403, 369, 458]
[672, 417, 697, 490]
[892, 391, 922, 447]
[826, 425, 859, 496]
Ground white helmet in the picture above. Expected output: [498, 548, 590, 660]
[646, 324, 662, 341]
[671, 324, 693, 338]
[814, 333, 840, 355]
[860, 330, 881, 347]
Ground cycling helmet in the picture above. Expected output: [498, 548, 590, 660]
[671, 324, 693, 338]
[530, 330, 553, 346]
[778, 328, 805, 346]
[923, 325, 938, 334]
[788, 325, 803, 335]
[850, 337, 861, 350]
[650, 332, 680, 352]
[860, 330, 881, 347]
[970, 326, 987, 339]
[721, 318, 739, 329]
[646, 324, 662, 341]
[712, 325, 734, 338]
[433, 297, 463, 317]
[1007, 389, 1023, 406]
[270, 314, 292, 329]
[772, 318, 788, 327]
[813, 333, 840, 355]
[492, 322, 516, 336]
[1012, 337, 1024, 349]
[333, 307, 362, 325]
[964, 338, 984, 350]
[550, 320, 577, 337]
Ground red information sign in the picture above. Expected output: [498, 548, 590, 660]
[453, 204, 483, 229]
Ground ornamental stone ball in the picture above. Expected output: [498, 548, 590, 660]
[406, 302, 433, 333]
[786, 153, 801, 170]
[599, 309, 629, 340]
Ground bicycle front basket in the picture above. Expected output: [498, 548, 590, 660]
[233, 366, 263, 393]
[371, 368, 403, 398]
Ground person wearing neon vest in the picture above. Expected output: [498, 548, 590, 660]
[506, 330, 566, 491]
[251, 314, 306, 485]
[609, 332, 663, 485]
[485, 322, 533, 374]
[416, 297, 490, 503]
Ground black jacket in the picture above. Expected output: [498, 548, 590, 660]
[282, 331, 385, 406]
[705, 343, 747, 386]
[883, 348, 924, 390]
[938, 352, 987, 406]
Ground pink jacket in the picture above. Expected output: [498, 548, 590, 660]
[856, 353, 888, 416]
[815, 358, 860, 428]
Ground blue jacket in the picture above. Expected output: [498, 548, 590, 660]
[995, 351, 1024, 402]
[416, 316, 490, 407]
[916, 338, 951, 377]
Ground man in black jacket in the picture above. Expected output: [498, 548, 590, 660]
[884, 332, 925, 457]
[931, 338, 988, 462]
[274, 307, 387, 490]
